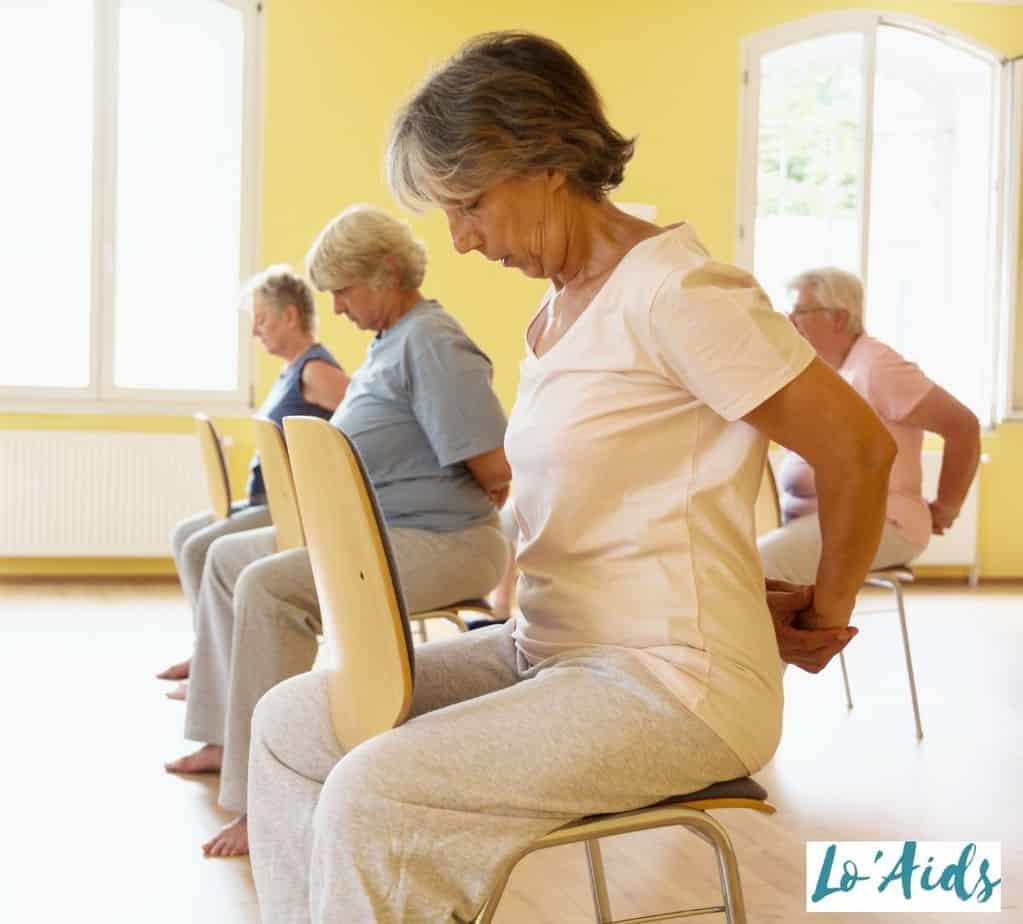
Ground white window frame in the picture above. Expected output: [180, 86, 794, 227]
[0, 0, 263, 417]
[736, 10, 1021, 426]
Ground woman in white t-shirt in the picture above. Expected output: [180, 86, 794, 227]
[246, 33, 896, 924]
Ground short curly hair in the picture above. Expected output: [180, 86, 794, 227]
[387, 32, 635, 210]
[243, 265, 316, 334]
[305, 204, 428, 293]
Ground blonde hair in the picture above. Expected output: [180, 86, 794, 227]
[787, 267, 865, 335]
[243, 265, 316, 334]
[305, 204, 427, 292]
[387, 31, 635, 210]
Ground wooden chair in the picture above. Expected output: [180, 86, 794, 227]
[287, 415, 775, 924]
[194, 413, 232, 521]
[283, 416, 414, 743]
[756, 459, 923, 738]
[252, 417, 305, 552]
[272, 415, 490, 640]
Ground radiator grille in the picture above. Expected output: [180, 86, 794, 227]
[0, 431, 209, 556]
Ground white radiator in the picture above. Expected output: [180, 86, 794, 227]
[0, 431, 210, 557]
[912, 448, 982, 580]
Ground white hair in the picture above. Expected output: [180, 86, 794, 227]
[242, 264, 317, 334]
[305, 204, 427, 293]
[787, 267, 864, 335]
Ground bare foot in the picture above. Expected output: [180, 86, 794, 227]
[157, 657, 191, 681]
[203, 815, 249, 858]
[165, 682, 188, 701]
[165, 743, 222, 775]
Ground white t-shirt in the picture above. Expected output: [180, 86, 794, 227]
[505, 224, 815, 773]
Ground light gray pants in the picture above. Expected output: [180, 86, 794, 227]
[758, 514, 927, 586]
[185, 517, 509, 813]
[248, 623, 749, 924]
[170, 505, 271, 615]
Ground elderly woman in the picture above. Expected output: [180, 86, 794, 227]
[159, 266, 347, 689]
[165, 205, 511, 859]
[758, 267, 981, 585]
[246, 33, 894, 923]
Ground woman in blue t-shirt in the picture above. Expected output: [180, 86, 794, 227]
[165, 207, 512, 860]
[159, 267, 348, 689]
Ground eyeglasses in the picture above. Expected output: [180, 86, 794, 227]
[787, 306, 832, 320]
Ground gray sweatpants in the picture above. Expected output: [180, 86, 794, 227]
[170, 505, 271, 615]
[248, 622, 749, 924]
[185, 517, 509, 813]
[758, 514, 926, 586]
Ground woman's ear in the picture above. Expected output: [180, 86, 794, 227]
[383, 254, 402, 286]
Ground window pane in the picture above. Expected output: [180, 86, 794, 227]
[867, 27, 996, 418]
[114, 0, 244, 391]
[0, 1, 93, 388]
[754, 33, 864, 313]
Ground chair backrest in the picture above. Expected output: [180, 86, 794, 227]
[195, 413, 232, 521]
[252, 416, 305, 552]
[754, 453, 782, 537]
[284, 416, 415, 750]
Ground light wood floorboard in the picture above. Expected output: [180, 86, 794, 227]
[0, 581, 1018, 922]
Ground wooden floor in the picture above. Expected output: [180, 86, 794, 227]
[0, 579, 1019, 923]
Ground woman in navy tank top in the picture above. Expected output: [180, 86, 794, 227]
[160, 266, 348, 690]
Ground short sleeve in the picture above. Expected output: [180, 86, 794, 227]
[649, 260, 815, 421]
[861, 345, 935, 423]
[406, 325, 507, 467]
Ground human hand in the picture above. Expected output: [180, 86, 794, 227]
[928, 500, 956, 536]
[765, 579, 858, 674]
[489, 483, 510, 509]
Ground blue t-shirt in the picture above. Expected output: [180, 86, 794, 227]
[248, 342, 342, 503]
[332, 299, 506, 532]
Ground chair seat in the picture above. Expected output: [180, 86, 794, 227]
[549, 777, 770, 836]
[868, 565, 914, 583]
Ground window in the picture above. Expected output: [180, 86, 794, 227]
[738, 12, 1021, 426]
[0, 0, 261, 413]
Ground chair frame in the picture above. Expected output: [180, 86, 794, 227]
[757, 459, 923, 738]
[194, 413, 232, 521]
[473, 797, 775, 924]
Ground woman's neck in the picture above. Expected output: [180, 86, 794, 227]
[279, 334, 315, 366]
[552, 198, 662, 293]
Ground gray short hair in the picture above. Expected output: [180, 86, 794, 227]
[306, 204, 427, 292]
[387, 31, 635, 210]
[243, 265, 316, 334]
[787, 267, 865, 335]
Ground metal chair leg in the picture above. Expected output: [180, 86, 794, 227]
[413, 620, 428, 644]
[584, 839, 613, 923]
[838, 650, 853, 709]
[892, 579, 924, 739]
[683, 814, 748, 924]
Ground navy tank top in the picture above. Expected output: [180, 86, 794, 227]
[247, 342, 342, 503]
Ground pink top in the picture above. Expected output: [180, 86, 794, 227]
[778, 334, 935, 548]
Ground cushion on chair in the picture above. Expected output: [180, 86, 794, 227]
[466, 618, 507, 631]
[655, 776, 768, 808]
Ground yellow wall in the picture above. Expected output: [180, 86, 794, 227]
[3, 0, 1023, 576]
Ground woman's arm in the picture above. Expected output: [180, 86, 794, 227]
[302, 360, 350, 412]
[899, 386, 981, 534]
[743, 357, 896, 628]
[465, 446, 512, 508]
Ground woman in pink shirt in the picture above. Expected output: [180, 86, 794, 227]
[759, 267, 981, 585]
